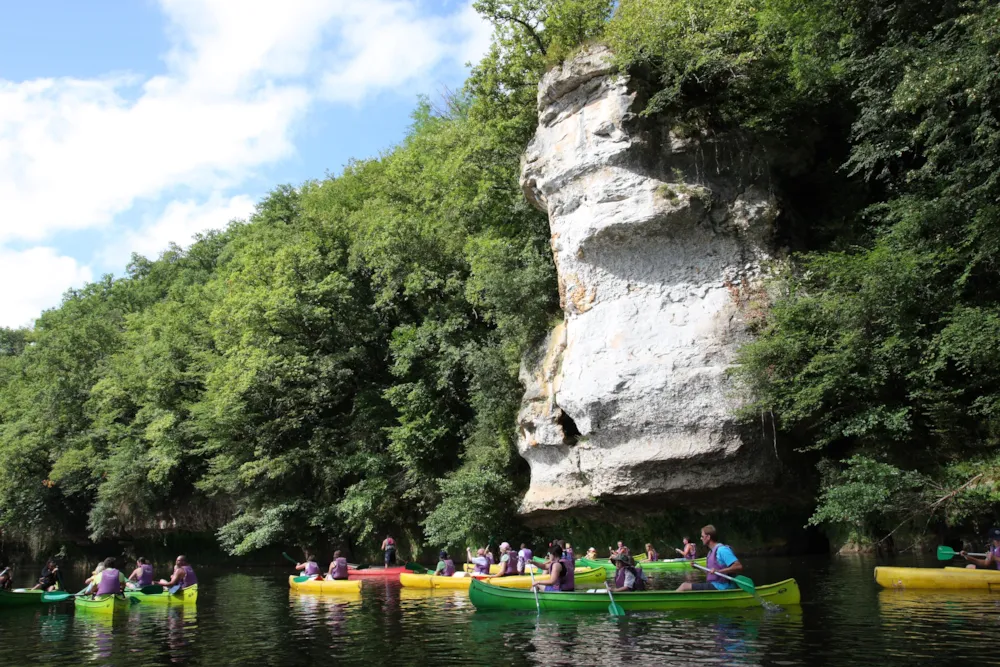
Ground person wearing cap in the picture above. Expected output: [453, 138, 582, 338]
[434, 551, 456, 576]
[676, 525, 742, 591]
[491, 542, 518, 578]
[961, 527, 1000, 569]
[611, 554, 645, 592]
[467, 547, 490, 575]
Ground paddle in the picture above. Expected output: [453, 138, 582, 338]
[405, 562, 428, 574]
[168, 582, 183, 594]
[605, 583, 625, 617]
[281, 552, 298, 564]
[691, 563, 779, 611]
[527, 563, 541, 614]
[936, 545, 988, 561]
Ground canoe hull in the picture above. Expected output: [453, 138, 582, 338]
[288, 575, 362, 594]
[0, 589, 44, 607]
[469, 577, 801, 612]
[402, 567, 605, 590]
[126, 584, 198, 604]
[75, 594, 131, 614]
[874, 566, 1000, 590]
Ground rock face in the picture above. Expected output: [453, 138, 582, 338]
[517, 45, 782, 520]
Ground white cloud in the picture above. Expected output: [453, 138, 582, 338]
[0, 0, 493, 323]
[0, 247, 92, 328]
[102, 194, 256, 268]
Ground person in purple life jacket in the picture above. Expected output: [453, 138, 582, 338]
[485, 548, 495, 567]
[675, 537, 698, 560]
[516, 543, 533, 575]
[612, 554, 645, 592]
[645, 543, 659, 561]
[467, 547, 490, 575]
[159, 555, 198, 590]
[491, 543, 519, 578]
[676, 525, 742, 591]
[295, 553, 321, 578]
[961, 527, 1000, 569]
[127, 557, 155, 588]
[327, 550, 350, 580]
[434, 551, 456, 576]
[94, 557, 127, 596]
[532, 544, 574, 592]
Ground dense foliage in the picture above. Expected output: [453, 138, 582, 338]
[4, 0, 1000, 554]
[610, 0, 1000, 540]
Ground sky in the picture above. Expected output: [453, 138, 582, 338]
[0, 0, 493, 328]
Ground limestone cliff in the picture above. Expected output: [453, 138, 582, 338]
[517, 45, 783, 519]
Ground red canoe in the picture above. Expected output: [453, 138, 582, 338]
[347, 566, 408, 578]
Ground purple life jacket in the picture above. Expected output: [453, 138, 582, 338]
[614, 568, 625, 589]
[472, 557, 490, 575]
[440, 559, 455, 576]
[137, 563, 154, 586]
[486, 552, 495, 565]
[502, 554, 518, 576]
[303, 561, 320, 576]
[518, 548, 533, 571]
[992, 545, 1000, 570]
[330, 557, 349, 580]
[684, 545, 697, 560]
[182, 565, 198, 589]
[564, 548, 575, 576]
[706, 544, 735, 588]
[648, 550, 658, 561]
[96, 569, 121, 595]
[559, 558, 575, 591]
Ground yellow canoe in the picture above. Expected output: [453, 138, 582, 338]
[874, 566, 1000, 590]
[400, 567, 605, 590]
[288, 575, 363, 594]
[462, 563, 541, 575]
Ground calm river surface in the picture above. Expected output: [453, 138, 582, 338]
[1, 554, 998, 666]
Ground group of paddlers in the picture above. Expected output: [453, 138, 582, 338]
[426, 524, 744, 593]
[82, 555, 198, 596]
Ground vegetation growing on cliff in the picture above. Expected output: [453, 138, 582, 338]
[606, 0, 1000, 542]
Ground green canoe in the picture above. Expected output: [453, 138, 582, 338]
[125, 584, 198, 605]
[469, 576, 800, 612]
[0, 589, 45, 606]
[75, 594, 133, 614]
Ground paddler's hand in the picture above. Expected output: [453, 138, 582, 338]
[709, 569, 717, 575]
[960, 550, 968, 559]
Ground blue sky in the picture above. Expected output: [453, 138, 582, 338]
[0, 0, 492, 327]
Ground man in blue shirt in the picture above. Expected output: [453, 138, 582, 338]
[676, 525, 743, 591]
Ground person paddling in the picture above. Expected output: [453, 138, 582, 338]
[645, 543, 659, 561]
[31, 559, 61, 591]
[516, 543, 533, 574]
[585, 547, 598, 560]
[434, 550, 456, 576]
[158, 555, 198, 590]
[381, 535, 397, 565]
[467, 547, 490, 575]
[327, 550, 349, 580]
[611, 554, 646, 592]
[533, 544, 574, 592]
[676, 525, 742, 591]
[675, 537, 697, 560]
[608, 541, 627, 558]
[961, 527, 1000, 569]
[127, 557, 155, 589]
[0, 566, 11, 591]
[491, 542, 518, 578]
[295, 553, 321, 579]
[93, 557, 127, 596]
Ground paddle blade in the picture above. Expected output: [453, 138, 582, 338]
[139, 585, 164, 595]
[129, 596, 141, 605]
[732, 576, 756, 596]
[404, 562, 427, 574]
[281, 552, 298, 564]
[41, 592, 73, 603]
[609, 602, 625, 617]
[937, 545, 958, 561]
[354, 564, 369, 571]
[168, 583, 183, 594]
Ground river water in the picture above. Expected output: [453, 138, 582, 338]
[1, 554, 998, 666]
